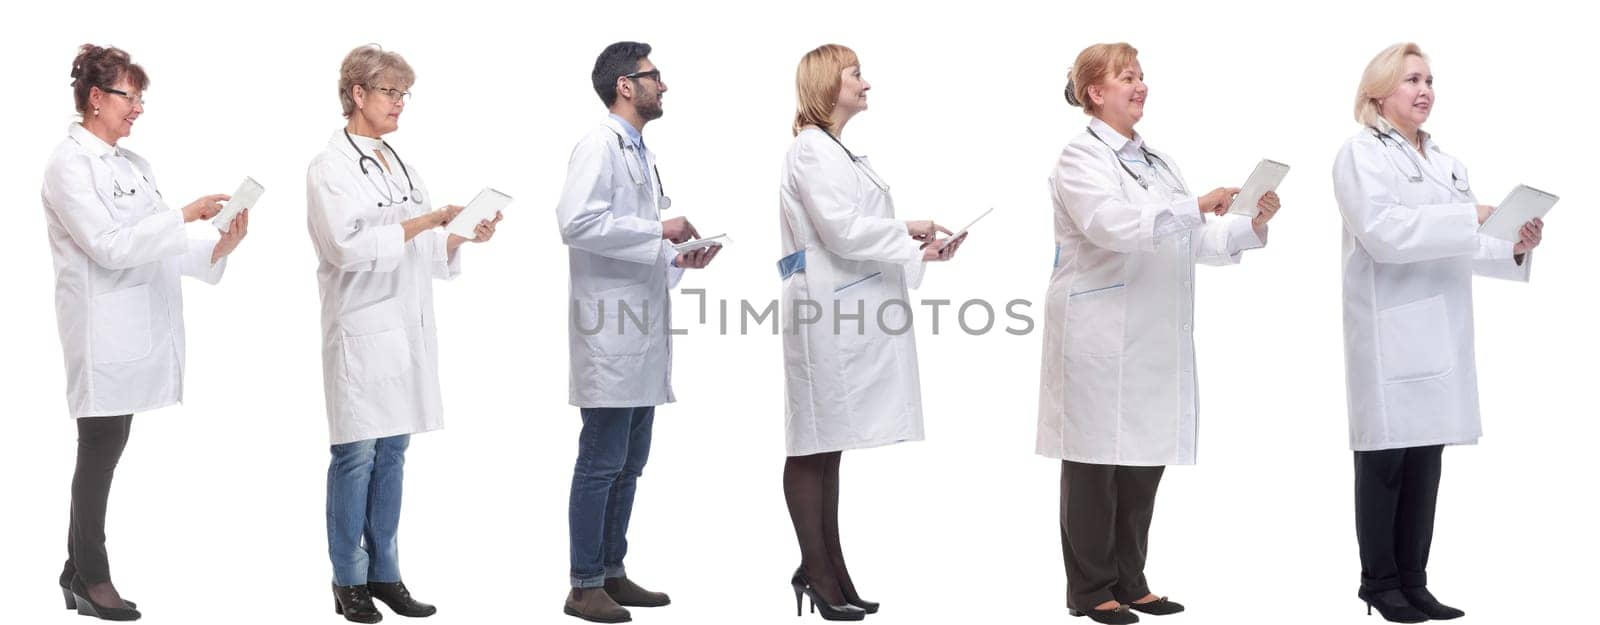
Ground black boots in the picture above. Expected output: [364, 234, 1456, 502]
[368, 581, 437, 617]
[333, 583, 383, 623]
[1358, 587, 1428, 623]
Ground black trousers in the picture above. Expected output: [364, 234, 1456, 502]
[1060, 460, 1165, 610]
[61, 415, 133, 586]
[1354, 445, 1443, 592]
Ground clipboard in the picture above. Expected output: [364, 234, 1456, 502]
[1478, 184, 1557, 242]
[213, 177, 264, 232]
[446, 187, 512, 239]
[1228, 159, 1290, 218]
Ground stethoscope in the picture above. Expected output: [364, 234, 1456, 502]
[819, 129, 890, 193]
[1370, 127, 1469, 193]
[608, 129, 672, 210]
[112, 179, 140, 198]
[1087, 126, 1186, 194]
[345, 129, 421, 207]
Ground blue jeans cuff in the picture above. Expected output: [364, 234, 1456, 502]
[571, 573, 606, 589]
[604, 564, 626, 580]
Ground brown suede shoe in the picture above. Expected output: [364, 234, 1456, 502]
[564, 587, 631, 623]
[604, 576, 671, 608]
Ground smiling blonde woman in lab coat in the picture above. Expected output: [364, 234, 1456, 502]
[1036, 42, 1280, 625]
[1332, 43, 1542, 624]
[778, 43, 966, 622]
[307, 44, 500, 624]
[43, 44, 248, 621]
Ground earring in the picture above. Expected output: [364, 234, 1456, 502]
[93, 107, 100, 117]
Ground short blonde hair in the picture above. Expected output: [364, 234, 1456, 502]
[338, 44, 415, 118]
[1065, 43, 1139, 114]
[1353, 42, 1428, 128]
[792, 44, 859, 136]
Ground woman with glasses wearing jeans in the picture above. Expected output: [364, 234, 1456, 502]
[307, 43, 501, 624]
[44, 43, 249, 622]
[777, 43, 965, 621]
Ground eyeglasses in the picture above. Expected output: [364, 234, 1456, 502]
[623, 69, 662, 83]
[365, 85, 411, 103]
[102, 87, 144, 106]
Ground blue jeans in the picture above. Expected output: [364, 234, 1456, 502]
[327, 434, 409, 587]
[569, 406, 655, 588]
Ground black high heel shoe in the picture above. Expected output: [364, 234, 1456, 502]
[68, 577, 141, 621]
[61, 570, 135, 609]
[1357, 587, 1428, 623]
[1401, 587, 1464, 620]
[789, 571, 865, 621]
[793, 566, 878, 614]
[333, 583, 384, 623]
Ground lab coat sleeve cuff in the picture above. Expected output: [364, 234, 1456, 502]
[1474, 233, 1515, 260]
[903, 256, 927, 290]
[433, 230, 462, 280]
[664, 240, 686, 290]
[371, 224, 406, 273]
[147, 210, 191, 265]
[181, 238, 226, 284]
[1228, 214, 1266, 252]
[1472, 237, 1531, 282]
[1149, 197, 1202, 244]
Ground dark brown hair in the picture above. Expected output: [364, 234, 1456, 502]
[70, 44, 148, 115]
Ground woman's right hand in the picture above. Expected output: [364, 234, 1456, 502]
[1477, 204, 1495, 225]
[1197, 187, 1240, 216]
[433, 204, 465, 227]
[401, 205, 463, 242]
[906, 220, 952, 243]
[182, 194, 230, 222]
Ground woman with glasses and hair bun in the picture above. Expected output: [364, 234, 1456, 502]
[306, 43, 501, 624]
[1036, 42, 1280, 624]
[43, 42, 249, 622]
[777, 43, 966, 622]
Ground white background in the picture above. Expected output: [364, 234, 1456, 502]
[2, 1, 1595, 624]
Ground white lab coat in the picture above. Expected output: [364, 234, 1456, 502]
[1332, 123, 1529, 452]
[1036, 118, 1265, 466]
[307, 131, 460, 445]
[779, 128, 927, 457]
[42, 123, 226, 418]
[556, 116, 684, 408]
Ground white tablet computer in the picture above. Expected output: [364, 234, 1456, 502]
[1479, 184, 1558, 242]
[446, 187, 512, 239]
[672, 234, 730, 253]
[1228, 159, 1290, 218]
[213, 177, 264, 232]
[939, 206, 994, 249]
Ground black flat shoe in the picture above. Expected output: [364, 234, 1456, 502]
[69, 577, 141, 621]
[790, 571, 865, 621]
[1357, 587, 1428, 623]
[334, 583, 383, 623]
[1401, 587, 1463, 620]
[1128, 597, 1184, 616]
[369, 581, 437, 617]
[1070, 604, 1139, 624]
